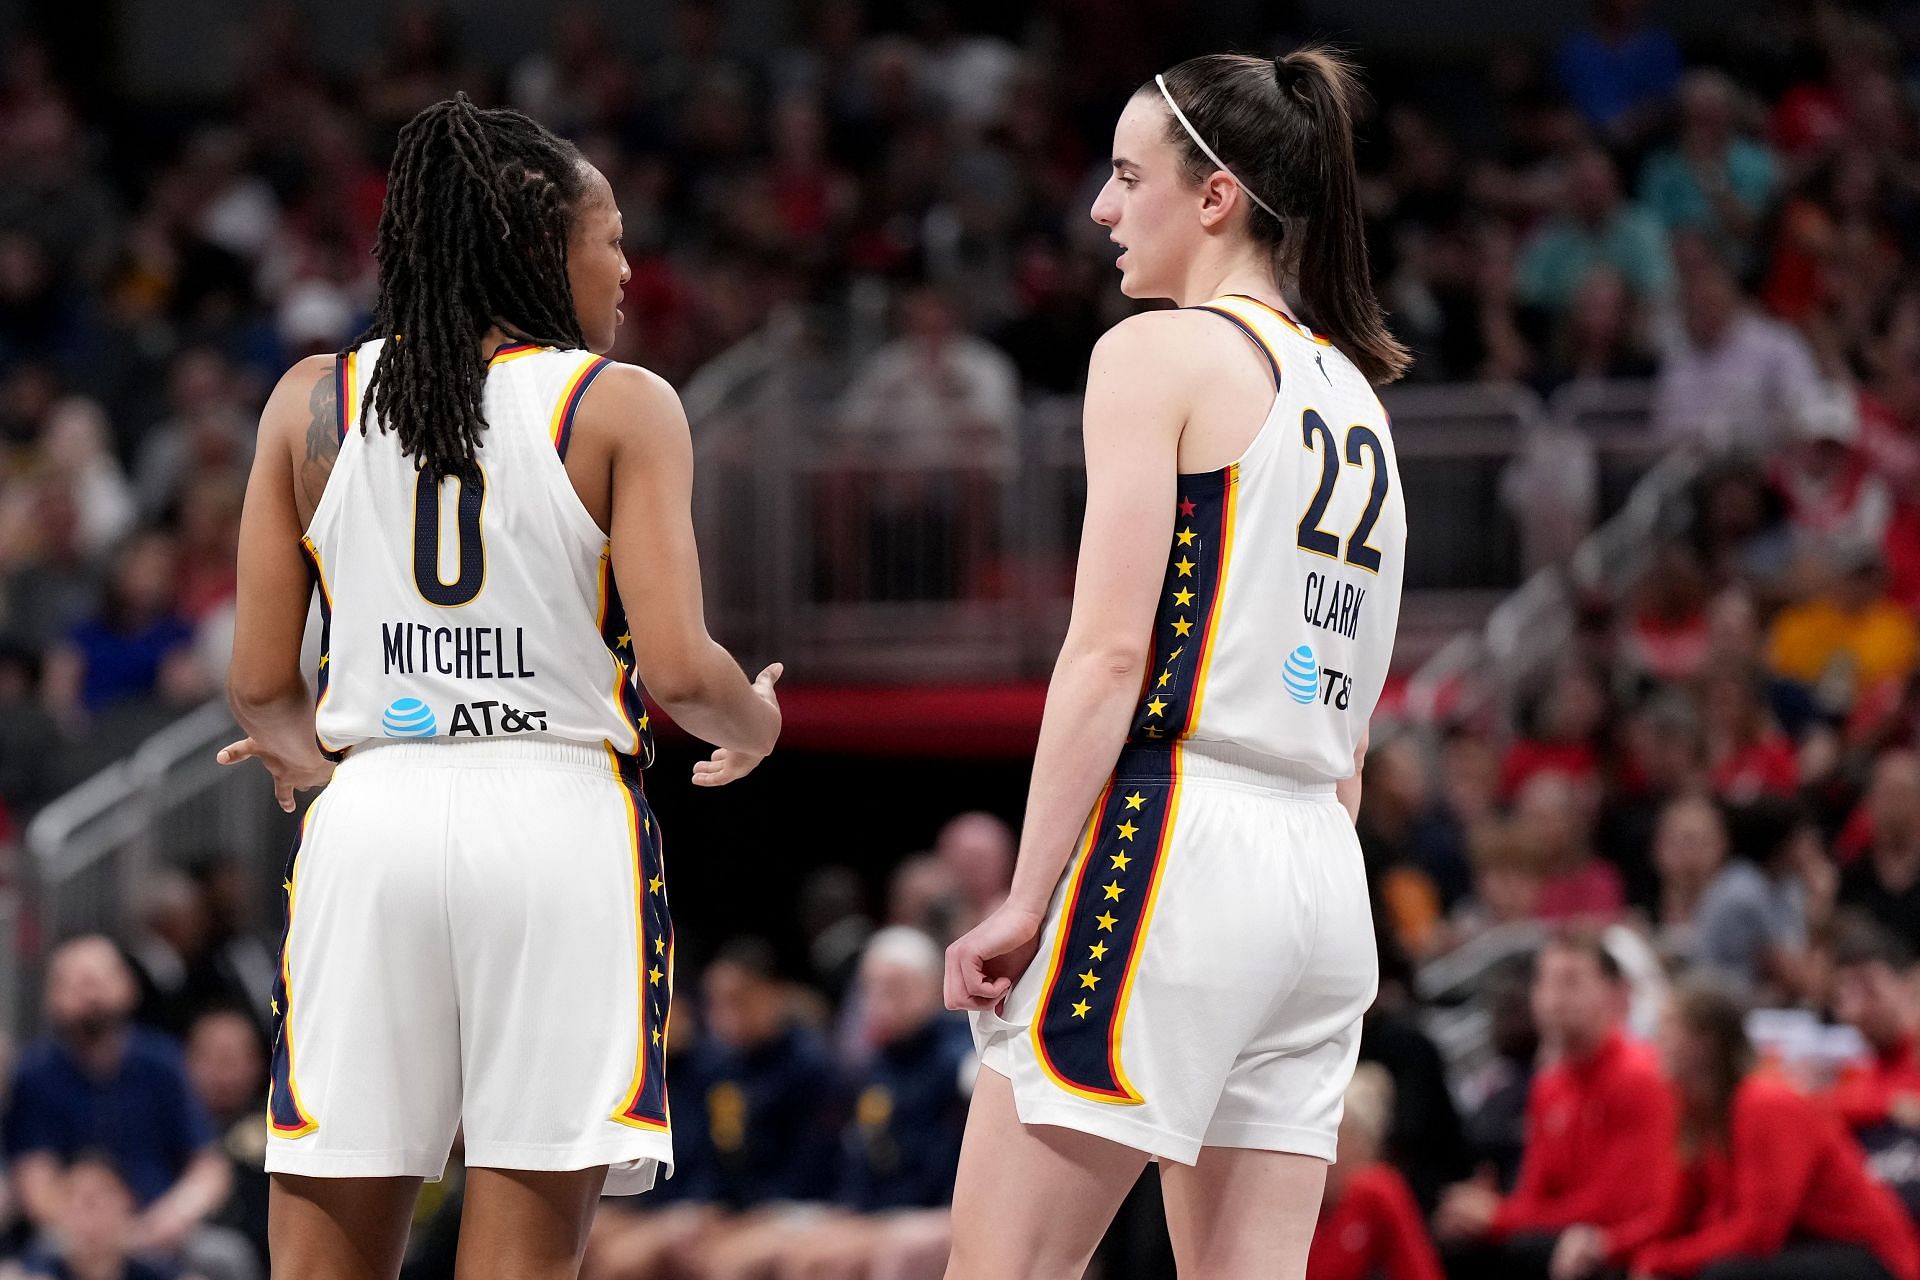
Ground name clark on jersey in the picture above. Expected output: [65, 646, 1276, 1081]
[382, 622, 536, 680]
[1304, 571, 1366, 640]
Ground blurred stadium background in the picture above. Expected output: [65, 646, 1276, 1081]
[3, 0, 1920, 1276]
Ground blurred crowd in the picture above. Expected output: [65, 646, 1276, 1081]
[6, 0, 1920, 1276]
[0, 0, 1916, 820]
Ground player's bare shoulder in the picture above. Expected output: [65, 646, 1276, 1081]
[571, 359, 691, 453]
[1091, 308, 1266, 395]
[258, 353, 340, 523]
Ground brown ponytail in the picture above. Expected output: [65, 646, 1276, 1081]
[1148, 47, 1411, 385]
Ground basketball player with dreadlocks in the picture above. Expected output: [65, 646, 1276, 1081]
[219, 95, 782, 1277]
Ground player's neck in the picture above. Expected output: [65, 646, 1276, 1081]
[477, 323, 515, 364]
[1175, 250, 1297, 324]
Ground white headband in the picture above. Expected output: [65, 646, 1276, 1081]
[1155, 73, 1284, 225]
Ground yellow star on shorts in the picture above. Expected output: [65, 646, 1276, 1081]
[1146, 697, 1167, 717]
[1089, 941, 1109, 960]
[654, 938, 666, 955]
[1155, 671, 1170, 688]
[648, 874, 664, 894]
[1173, 587, 1195, 606]
[1095, 912, 1117, 931]
[652, 1027, 662, 1046]
[1110, 850, 1132, 871]
[1172, 617, 1194, 637]
[270, 998, 280, 1016]
[617, 631, 632, 648]
[1124, 792, 1146, 810]
[649, 965, 663, 986]
[1079, 969, 1101, 990]
[1175, 557, 1196, 577]
[1103, 881, 1125, 900]
[1116, 820, 1138, 840]
[1176, 527, 1197, 546]
[1071, 1000, 1091, 1019]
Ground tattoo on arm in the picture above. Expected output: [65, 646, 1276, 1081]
[298, 363, 339, 514]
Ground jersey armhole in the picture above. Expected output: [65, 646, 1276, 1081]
[552, 356, 614, 460]
[1189, 305, 1280, 391]
[335, 348, 357, 443]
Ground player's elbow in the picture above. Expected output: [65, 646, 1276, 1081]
[1061, 638, 1146, 684]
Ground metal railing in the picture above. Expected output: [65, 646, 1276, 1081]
[688, 314, 1673, 679]
[20, 701, 294, 1030]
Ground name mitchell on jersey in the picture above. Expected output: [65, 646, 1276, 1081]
[382, 622, 537, 680]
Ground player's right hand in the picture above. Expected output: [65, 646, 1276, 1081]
[216, 736, 334, 813]
[944, 903, 1045, 1012]
[691, 662, 783, 786]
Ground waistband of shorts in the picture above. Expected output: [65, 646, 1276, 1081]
[339, 735, 625, 775]
[1143, 739, 1341, 799]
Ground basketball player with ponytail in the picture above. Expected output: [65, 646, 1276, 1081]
[222, 95, 780, 1276]
[943, 49, 1408, 1278]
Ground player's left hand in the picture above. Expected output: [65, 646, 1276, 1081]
[217, 736, 333, 813]
[944, 903, 1045, 1012]
[692, 746, 763, 787]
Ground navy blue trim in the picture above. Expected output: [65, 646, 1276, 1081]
[1191, 305, 1279, 389]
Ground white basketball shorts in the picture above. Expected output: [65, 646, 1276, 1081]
[973, 740, 1377, 1164]
[264, 736, 673, 1194]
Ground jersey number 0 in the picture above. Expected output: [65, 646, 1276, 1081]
[414, 470, 486, 606]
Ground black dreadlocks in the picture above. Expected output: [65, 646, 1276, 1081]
[348, 93, 587, 479]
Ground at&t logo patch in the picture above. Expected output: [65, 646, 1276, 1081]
[382, 697, 437, 738]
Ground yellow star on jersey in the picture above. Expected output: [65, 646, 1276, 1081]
[1176, 527, 1197, 546]
[1124, 792, 1146, 810]
[1172, 617, 1194, 637]
[1175, 557, 1196, 577]
[1071, 1000, 1091, 1019]
[1103, 880, 1125, 901]
[1173, 587, 1195, 606]
[648, 874, 664, 894]
[1089, 941, 1109, 961]
[1155, 671, 1170, 688]
[649, 965, 663, 986]
[1094, 912, 1117, 931]
[1110, 850, 1132, 871]
[1116, 820, 1138, 840]
[1146, 698, 1167, 718]
[1078, 969, 1102, 990]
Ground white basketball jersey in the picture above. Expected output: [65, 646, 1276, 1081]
[302, 339, 652, 761]
[1129, 295, 1405, 781]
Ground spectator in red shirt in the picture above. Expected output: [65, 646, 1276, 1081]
[1436, 929, 1676, 1279]
[1517, 772, 1625, 923]
[1701, 666, 1800, 803]
[1828, 919, 1920, 1135]
[1555, 979, 1920, 1280]
[1310, 1064, 1444, 1280]
[1501, 666, 1608, 802]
